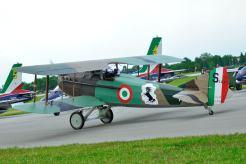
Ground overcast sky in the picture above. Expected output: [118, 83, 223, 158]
[0, 0, 246, 84]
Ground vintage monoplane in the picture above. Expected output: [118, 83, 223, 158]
[13, 55, 229, 130]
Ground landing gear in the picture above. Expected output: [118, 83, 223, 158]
[100, 108, 113, 124]
[209, 110, 214, 115]
[70, 111, 85, 130]
[204, 105, 214, 115]
[69, 106, 114, 130]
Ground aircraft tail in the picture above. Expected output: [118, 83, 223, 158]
[139, 37, 162, 75]
[147, 37, 162, 56]
[207, 67, 230, 106]
[0, 63, 23, 94]
[173, 67, 230, 106]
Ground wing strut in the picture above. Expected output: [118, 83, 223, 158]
[158, 64, 162, 82]
[45, 75, 49, 105]
[147, 65, 150, 80]
[33, 74, 37, 103]
[61, 75, 64, 100]
[137, 65, 140, 76]
[72, 73, 75, 97]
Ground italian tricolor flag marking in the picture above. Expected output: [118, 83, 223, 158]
[208, 67, 229, 106]
[117, 84, 133, 104]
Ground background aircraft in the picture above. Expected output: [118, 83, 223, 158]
[236, 66, 246, 85]
[0, 63, 33, 114]
[132, 37, 185, 81]
[13, 55, 229, 130]
[41, 86, 66, 102]
[228, 66, 246, 90]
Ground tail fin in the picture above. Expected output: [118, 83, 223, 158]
[208, 67, 229, 106]
[0, 63, 23, 94]
[147, 37, 162, 56]
[173, 67, 230, 106]
[139, 37, 162, 75]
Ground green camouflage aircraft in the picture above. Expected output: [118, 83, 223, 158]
[13, 55, 230, 130]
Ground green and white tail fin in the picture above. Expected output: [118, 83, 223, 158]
[173, 67, 230, 106]
[147, 36, 162, 56]
[208, 67, 229, 106]
[0, 63, 23, 94]
[138, 37, 162, 75]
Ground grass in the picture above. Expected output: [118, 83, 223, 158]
[0, 134, 245, 163]
[243, 85, 246, 89]
[0, 95, 43, 117]
[167, 76, 197, 87]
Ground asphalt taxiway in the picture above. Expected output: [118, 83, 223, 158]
[0, 90, 245, 148]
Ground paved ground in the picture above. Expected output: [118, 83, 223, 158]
[0, 90, 245, 148]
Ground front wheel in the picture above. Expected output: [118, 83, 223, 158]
[100, 109, 113, 124]
[70, 111, 85, 130]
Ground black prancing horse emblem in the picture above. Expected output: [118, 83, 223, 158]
[144, 87, 156, 102]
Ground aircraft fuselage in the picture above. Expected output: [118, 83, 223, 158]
[58, 73, 195, 108]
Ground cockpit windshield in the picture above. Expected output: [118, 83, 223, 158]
[103, 66, 119, 81]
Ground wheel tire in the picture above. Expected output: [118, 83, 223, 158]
[236, 84, 242, 90]
[100, 109, 113, 124]
[70, 111, 85, 130]
[54, 112, 60, 116]
[209, 110, 214, 115]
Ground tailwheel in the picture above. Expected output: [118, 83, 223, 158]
[100, 108, 113, 124]
[209, 110, 214, 115]
[204, 105, 214, 115]
[70, 111, 85, 130]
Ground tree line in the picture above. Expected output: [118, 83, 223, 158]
[166, 52, 246, 72]
[23, 76, 58, 93]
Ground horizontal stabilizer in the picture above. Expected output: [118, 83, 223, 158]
[173, 90, 208, 105]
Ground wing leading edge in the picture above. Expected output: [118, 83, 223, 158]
[17, 55, 183, 75]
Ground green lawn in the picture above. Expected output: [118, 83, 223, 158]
[167, 76, 197, 87]
[0, 134, 245, 163]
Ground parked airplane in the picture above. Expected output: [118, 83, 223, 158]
[228, 66, 246, 90]
[41, 86, 65, 102]
[13, 55, 229, 130]
[133, 37, 185, 81]
[0, 63, 33, 114]
[236, 66, 246, 85]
